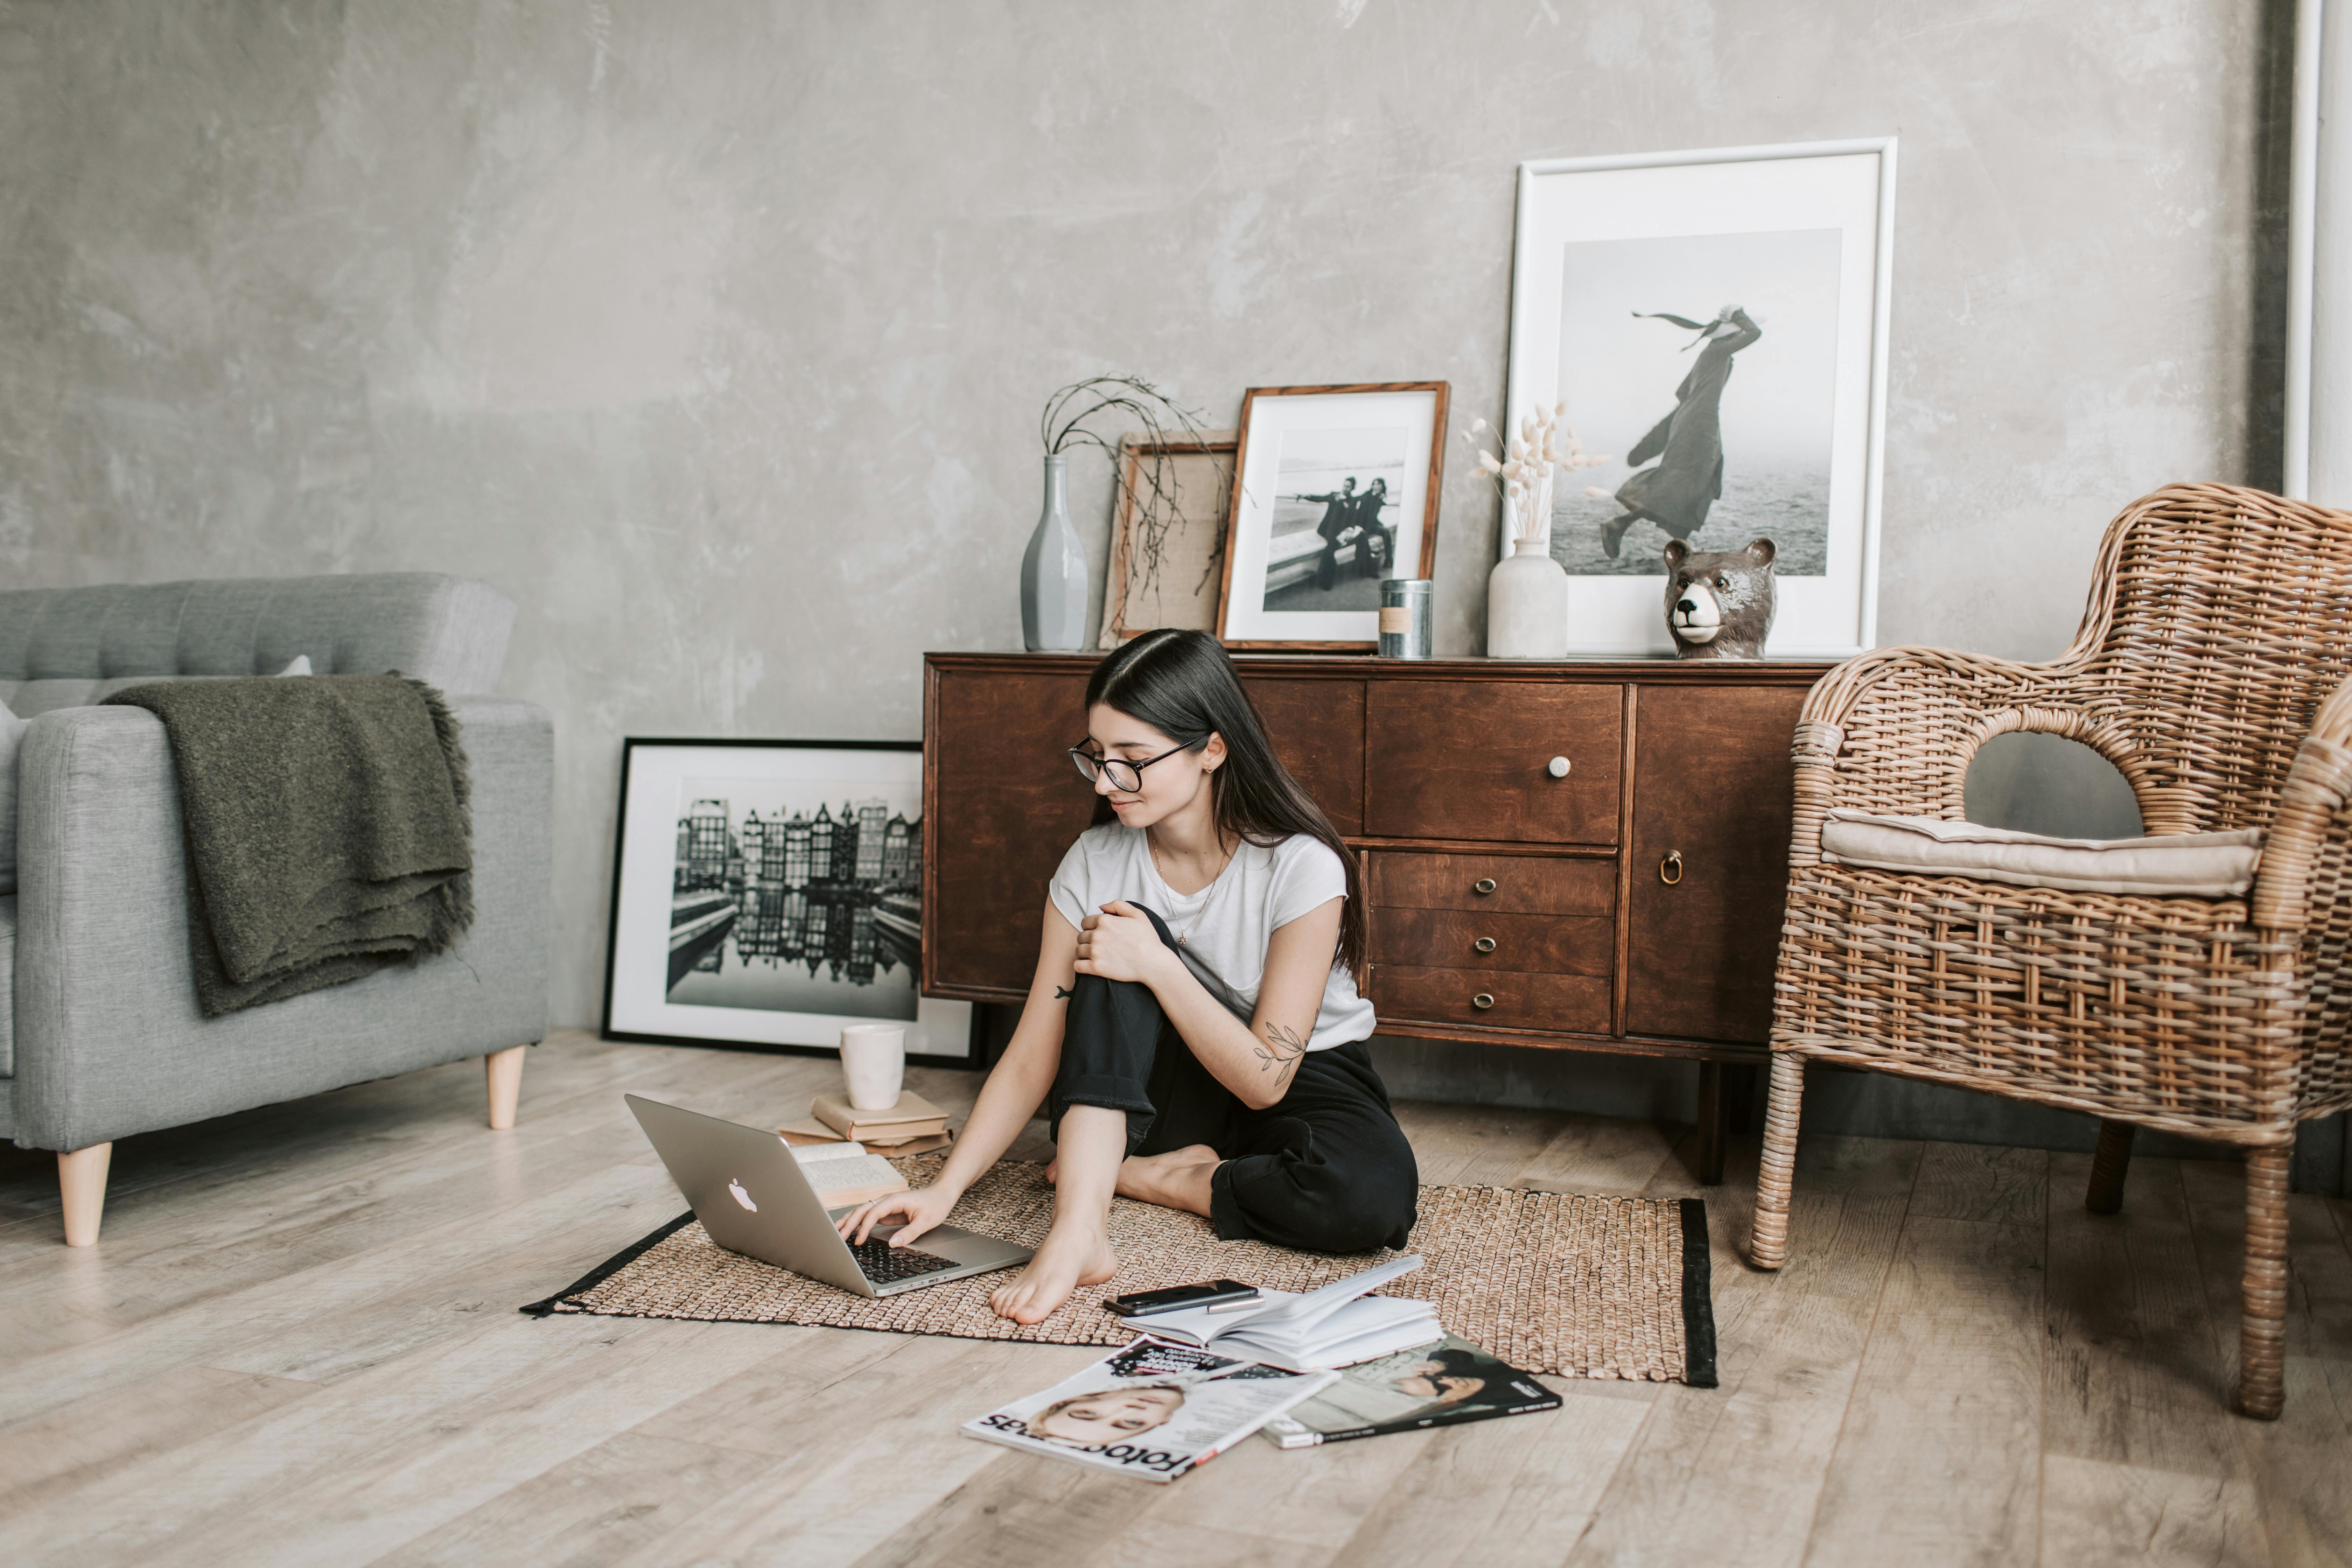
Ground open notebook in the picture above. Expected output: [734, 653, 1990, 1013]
[1132, 1256, 1438, 1372]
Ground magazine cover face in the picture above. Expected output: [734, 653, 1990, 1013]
[963, 1341, 1333, 1482]
[1269, 1334, 1561, 1439]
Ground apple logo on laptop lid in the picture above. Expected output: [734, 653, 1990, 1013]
[728, 1179, 757, 1212]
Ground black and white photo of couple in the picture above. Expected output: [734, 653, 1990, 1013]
[1258, 425, 1409, 612]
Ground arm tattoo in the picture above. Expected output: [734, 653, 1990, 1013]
[1253, 1022, 1311, 1076]
[1054, 985, 1074, 1001]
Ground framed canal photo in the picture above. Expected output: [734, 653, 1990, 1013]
[1507, 139, 1895, 656]
[1214, 382, 1448, 650]
[601, 738, 973, 1062]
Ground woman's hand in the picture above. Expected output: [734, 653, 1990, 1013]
[835, 1181, 962, 1247]
[1075, 901, 1176, 985]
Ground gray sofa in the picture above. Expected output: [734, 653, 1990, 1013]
[0, 574, 552, 1244]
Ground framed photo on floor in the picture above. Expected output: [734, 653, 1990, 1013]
[1507, 139, 1896, 656]
[601, 738, 973, 1063]
[1215, 382, 1448, 650]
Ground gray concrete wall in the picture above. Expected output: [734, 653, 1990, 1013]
[0, 1, 2301, 1166]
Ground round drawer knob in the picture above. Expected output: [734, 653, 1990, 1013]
[1473, 877, 1497, 895]
[1547, 756, 1572, 779]
[1472, 992, 1496, 1010]
[1472, 937, 1497, 954]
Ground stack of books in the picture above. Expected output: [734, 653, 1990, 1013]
[779, 1089, 953, 1154]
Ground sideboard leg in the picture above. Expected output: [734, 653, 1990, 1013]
[1695, 1062, 1726, 1185]
[1729, 1063, 1759, 1135]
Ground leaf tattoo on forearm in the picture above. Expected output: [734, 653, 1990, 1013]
[1253, 1022, 1311, 1076]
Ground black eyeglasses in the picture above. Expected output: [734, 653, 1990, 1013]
[1068, 741, 1190, 793]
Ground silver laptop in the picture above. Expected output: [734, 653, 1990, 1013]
[625, 1094, 1032, 1297]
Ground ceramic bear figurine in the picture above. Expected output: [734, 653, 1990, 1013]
[1663, 537, 1777, 659]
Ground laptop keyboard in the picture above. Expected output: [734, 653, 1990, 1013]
[849, 1237, 959, 1283]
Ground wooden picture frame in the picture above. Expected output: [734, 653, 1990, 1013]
[600, 737, 975, 1065]
[1097, 431, 1238, 648]
[1215, 382, 1449, 651]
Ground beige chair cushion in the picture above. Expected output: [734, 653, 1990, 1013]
[1819, 810, 2263, 898]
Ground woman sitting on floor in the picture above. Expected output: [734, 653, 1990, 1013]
[837, 628, 1419, 1323]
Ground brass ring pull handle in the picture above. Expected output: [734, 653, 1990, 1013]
[1472, 937, 1497, 954]
[1472, 992, 1496, 1010]
[1660, 850, 1684, 886]
[1473, 877, 1498, 895]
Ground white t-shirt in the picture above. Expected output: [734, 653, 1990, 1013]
[1047, 824, 1376, 1051]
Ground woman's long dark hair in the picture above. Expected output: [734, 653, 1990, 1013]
[1086, 629, 1366, 978]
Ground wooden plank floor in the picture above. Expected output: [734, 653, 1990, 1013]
[1, 1029, 2347, 1566]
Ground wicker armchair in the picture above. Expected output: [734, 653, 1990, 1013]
[1749, 483, 2352, 1420]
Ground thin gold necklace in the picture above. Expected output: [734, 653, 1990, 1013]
[1149, 828, 1234, 947]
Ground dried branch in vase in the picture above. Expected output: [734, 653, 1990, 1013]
[1040, 377, 1221, 608]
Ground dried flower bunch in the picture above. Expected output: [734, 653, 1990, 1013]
[1462, 403, 1609, 550]
[1040, 377, 1222, 603]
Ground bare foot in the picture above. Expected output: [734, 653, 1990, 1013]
[990, 1222, 1117, 1325]
[1045, 1158, 1057, 1186]
[1116, 1144, 1220, 1217]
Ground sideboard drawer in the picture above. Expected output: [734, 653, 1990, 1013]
[1371, 907, 1612, 975]
[1372, 965, 1611, 1034]
[1245, 676, 1364, 835]
[1365, 682, 1622, 843]
[1367, 850, 1615, 916]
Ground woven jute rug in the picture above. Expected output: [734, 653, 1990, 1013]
[523, 1156, 1717, 1385]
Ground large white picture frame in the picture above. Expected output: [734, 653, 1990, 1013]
[602, 738, 973, 1062]
[1507, 139, 1896, 657]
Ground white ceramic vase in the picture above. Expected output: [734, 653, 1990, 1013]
[1020, 454, 1089, 651]
[1486, 537, 1569, 658]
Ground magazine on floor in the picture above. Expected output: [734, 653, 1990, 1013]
[1133, 1255, 1440, 1372]
[1257, 1334, 1562, 1448]
[962, 1339, 1337, 1482]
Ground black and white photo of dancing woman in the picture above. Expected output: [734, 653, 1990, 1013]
[1593, 304, 1760, 560]
[1548, 229, 1840, 578]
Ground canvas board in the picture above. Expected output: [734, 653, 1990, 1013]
[1099, 434, 1237, 647]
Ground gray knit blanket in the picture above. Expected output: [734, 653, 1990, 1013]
[102, 674, 474, 1015]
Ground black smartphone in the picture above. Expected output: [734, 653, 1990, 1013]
[1103, 1279, 1261, 1317]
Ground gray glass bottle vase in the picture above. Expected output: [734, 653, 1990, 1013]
[1021, 453, 1089, 651]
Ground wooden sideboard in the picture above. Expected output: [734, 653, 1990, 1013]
[922, 652, 1833, 1180]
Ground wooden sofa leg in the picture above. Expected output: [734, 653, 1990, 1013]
[486, 1045, 526, 1131]
[1748, 1053, 1806, 1269]
[58, 1143, 113, 1247]
[2085, 1120, 2137, 1215]
[2238, 1144, 2292, 1420]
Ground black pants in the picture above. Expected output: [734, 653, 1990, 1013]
[1048, 906, 1419, 1253]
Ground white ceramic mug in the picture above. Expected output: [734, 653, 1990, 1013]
[839, 1024, 906, 1111]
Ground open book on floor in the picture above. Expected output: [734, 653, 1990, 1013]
[962, 1340, 1336, 1483]
[786, 1141, 908, 1209]
[1133, 1256, 1439, 1372]
[1258, 1334, 1562, 1448]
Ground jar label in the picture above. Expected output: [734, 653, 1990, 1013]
[1379, 607, 1411, 633]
